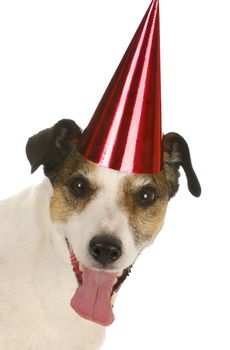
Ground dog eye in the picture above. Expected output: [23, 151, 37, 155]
[137, 186, 156, 207]
[70, 177, 89, 197]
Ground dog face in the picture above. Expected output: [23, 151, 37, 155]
[26, 119, 201, 325]
[49, 153, 169, 272]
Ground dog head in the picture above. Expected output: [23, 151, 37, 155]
[26, 119, 201, 325]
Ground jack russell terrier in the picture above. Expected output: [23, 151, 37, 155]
[0, 119, 201, 349]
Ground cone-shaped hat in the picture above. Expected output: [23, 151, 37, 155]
[79, 0, 162, 174]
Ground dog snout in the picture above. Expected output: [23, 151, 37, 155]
[89, 236, 122, 266]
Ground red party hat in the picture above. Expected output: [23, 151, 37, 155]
[79, 0, 162, 174]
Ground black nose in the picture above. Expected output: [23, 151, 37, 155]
[89, 236, 122, 266]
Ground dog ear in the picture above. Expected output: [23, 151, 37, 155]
[163, 132, 201, 197]
[26, 119, 82, 177]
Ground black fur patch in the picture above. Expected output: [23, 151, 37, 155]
[163, 132, 201, 197]
[26, 119, 82, 181]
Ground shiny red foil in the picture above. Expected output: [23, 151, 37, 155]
[79, 0, 162, 174]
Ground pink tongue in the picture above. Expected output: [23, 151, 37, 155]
[71, 267, 117, 326]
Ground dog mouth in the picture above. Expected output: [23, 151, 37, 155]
[66, 239, 132, 327]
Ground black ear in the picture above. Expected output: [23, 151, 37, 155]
[163, 132, 201, 197]
[26, 119, 82, 177]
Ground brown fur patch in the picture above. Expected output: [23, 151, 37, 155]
[50, 152, 99, 222]
[119, 171, 170, 245]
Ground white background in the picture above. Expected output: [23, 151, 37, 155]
[0, 0, 230, 349]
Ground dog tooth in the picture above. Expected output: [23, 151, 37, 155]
[117, 271, 123, 278]
[110, 292, 118, 306]
[79, 263, 84, 272]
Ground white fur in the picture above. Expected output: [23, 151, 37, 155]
[0, 179, 105, 350]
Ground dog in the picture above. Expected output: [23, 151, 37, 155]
[0, 119, 201, 349]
